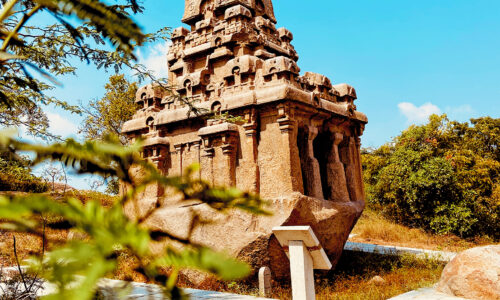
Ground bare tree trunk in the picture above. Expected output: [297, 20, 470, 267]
[60, 162, 68, 194]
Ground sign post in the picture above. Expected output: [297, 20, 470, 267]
[272, 226, 332, 300]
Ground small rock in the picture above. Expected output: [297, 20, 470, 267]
[67, 230, 87, 241]
[369, 275, 386, 285]
[436, 245, 500, 300]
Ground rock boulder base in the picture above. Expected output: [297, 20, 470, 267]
[436, 245, 500, 300]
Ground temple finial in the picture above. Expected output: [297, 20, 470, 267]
[183, 0, 276, 25]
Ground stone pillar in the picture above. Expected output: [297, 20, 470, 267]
[258, 267, 272, 298]
[200, 138, 214, 186]
[327, 132, 349, 202]
[174, 143, 184, 176]
[353, 137, 365, 201]
[192, 141, 202, 179]
[341, 136, 359, 202]
[277, 104, 304, 194]
[301, 126, 323, 199]
[221, 134, 237, 187]
[243, 109, 260, 193]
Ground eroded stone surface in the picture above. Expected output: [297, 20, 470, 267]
[122, 0, 367, 283]
[436, 245, 500, 300]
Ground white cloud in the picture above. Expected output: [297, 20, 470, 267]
[445, 104, 476, 121]
[445, 104, 473, 115]
[136, 41, 171, 79]
[398, 102, 441, 124]
[47, 112, 79, 137]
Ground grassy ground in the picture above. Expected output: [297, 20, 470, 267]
[350, 208, 492, 252]
[0, 192, 487, 299]
[220, 251, 445, 300]
[0, 190, 117, 267]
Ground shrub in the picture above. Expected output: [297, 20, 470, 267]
[0, 151, 48, 193]
[363, 115, 499, 239]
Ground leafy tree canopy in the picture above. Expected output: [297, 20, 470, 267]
[0, 0, 168, 140]
[79, 74, 138, 145]
[363, 115, 499, 239]
[0, 147, 47, 192]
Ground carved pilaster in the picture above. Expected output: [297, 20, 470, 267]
[174, 143, 184, 176]
[275, 104, 303, 193]
[341, 136, 363, 202]
[325, 131, 349, 202]
[301, 126, 323, 198]
[221, 134, 238, 186]
[352, 135, 365, 202]
[198, 122, 239, 187]
[201, 137, 215, 157]
[200, 137, 214, 185]
[242, 108, 260, 193]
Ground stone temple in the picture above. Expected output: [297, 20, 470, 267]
[122, 0, 367, 282]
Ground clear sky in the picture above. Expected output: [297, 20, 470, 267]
[34, 0, 500, 188]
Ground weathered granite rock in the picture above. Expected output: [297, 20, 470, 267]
[140, 192, 363, 283]
[122, 0, 367, 283]
[436, 245, 500, 300]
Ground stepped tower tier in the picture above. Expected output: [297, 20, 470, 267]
[122, 0, 368, 282]
[182, 0, 276, 25]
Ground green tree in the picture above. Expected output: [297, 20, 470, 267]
[0, 0, 167, 192]
[0, 148, 47, 192]
[80, 74, 138, 145]
[363, 115, 499, 239]
[0, 0, 168, 140]
[79, 74, 139, 194]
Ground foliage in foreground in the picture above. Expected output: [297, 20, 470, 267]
[362, 115, 499, 239]
[0, 131, 269, 300]
[0, 0, 169, 192]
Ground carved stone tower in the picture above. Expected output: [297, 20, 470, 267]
[123, 0, 367, 281]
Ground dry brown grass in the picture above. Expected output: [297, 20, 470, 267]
[0, 192, 484, 300]
[315, 266, 442, 300]
[350, 208, 491, 252]
[221, 251, 445, 300]
[0, 190, 118, 267]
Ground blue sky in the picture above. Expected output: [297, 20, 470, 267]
[30, 0, 500, 188]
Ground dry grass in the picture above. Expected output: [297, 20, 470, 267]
[221, 251, 445, 300]
[0, 190, 118, 267]
[0, 192, 485, 300]
[350, 208, 491, 252]
[315, 266, 442, 300]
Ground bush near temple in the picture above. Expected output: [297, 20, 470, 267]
[0, 150, 48, 193]
[362, 115, 499, 239]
